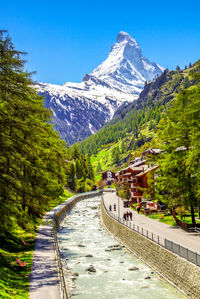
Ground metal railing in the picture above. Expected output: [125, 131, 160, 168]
[102, 197, 200, 267]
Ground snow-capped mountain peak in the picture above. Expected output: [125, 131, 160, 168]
[36, 31, 164, 144]
[91, 31, 164, 94]
[116, 31, 140, 49]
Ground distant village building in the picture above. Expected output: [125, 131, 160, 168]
[141, 148, 161, 157]
[117, 148, 160, 203]
[102, 171, 116, 186]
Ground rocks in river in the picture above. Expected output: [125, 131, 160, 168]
[120, 261, 124, 263]
[128, 267, 139, 271]
[85, 265, 96, 273]
[72, 272, 79, 277]
[105, 245, 123, 251]
[141, 286, 150, 289]
[151, 271, 154, 274]
[91, 206, 97, 210]
[85, 254, 93, 258]
[145, 276, 151, 279]
[78, 244, 85, 247]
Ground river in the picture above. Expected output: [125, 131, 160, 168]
[58, 195, 186, 298]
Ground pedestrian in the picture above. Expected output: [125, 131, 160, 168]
[109, 205, 112, 211]
[126, 211, 129, 221]
[137, 202, 142, 214]
[130, 212, 132, 220]
[123, 213, 126, 221]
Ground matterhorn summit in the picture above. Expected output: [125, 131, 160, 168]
[36, 31, 164, 144]
[91, 31, 164, 94]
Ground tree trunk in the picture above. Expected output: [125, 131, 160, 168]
[190, 204, 196, 227]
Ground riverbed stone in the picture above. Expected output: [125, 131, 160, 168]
[145, 276, 151, 279]
[128, 267, 139, 271]
[85, 254, 93, 258]
[78, 244, 85, 247]
[85, 265, 96, 273]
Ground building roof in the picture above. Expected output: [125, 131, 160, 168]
[141, 148, 161, 156]
[135, 165, 159, 177]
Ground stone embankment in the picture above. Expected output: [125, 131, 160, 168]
[101, 200, 200, 299]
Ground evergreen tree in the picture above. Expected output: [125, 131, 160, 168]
[112, 146, 120, 164]
[75, 159, 83, 179]
[96, 162, 102, 172]
[0, 30, 67, 231]
[121, 141, 125, 153]
[155, 84, 200, 227]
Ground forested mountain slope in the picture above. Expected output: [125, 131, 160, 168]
[78, 60, 200, 173]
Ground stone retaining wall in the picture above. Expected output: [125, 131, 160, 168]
[101, 200, 200, 299]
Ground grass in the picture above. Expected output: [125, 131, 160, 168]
[148, 214, 176, 226]
[47, 189, 73, 211]
[0, 226, 36, 299]
[147, 212, 200, 227]
[0, 189, 73, 299]
[176, 212, 200, 226]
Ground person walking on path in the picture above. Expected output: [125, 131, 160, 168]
[123, 213, 126, 221]
[137, 203, 142, 214]
[130, 212, 132, 220]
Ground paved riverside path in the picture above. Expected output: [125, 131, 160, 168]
[29, 209, 60, 299]
[103, 192, 200, 254]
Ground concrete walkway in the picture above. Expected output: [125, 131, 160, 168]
[103, 192, 200, 254]
[29, 210, 60, 299]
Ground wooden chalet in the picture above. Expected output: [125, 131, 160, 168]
[117, 164, 158, 203]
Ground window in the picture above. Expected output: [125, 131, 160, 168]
[107, 172, 112, 178]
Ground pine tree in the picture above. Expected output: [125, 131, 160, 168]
[0, 30, 67, 231]
[155, 84, 200, 227]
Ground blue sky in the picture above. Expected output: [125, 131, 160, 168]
[1, 0, 200, 85]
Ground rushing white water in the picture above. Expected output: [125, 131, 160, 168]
[58, 195, 186, 298]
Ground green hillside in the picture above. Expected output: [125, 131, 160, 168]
[78, 61, 200, 178]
